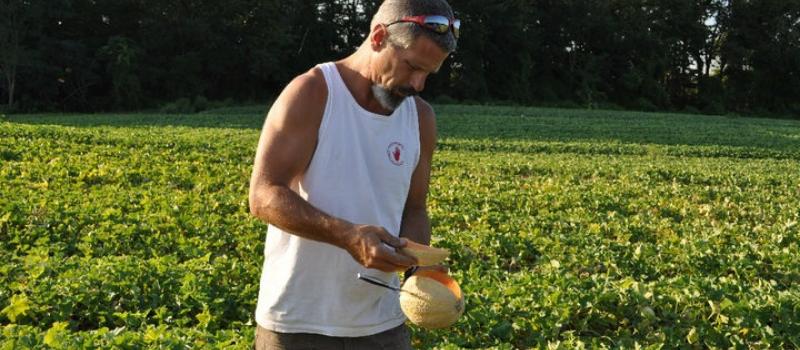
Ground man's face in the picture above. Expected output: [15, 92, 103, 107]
[372, 35, 450, 111]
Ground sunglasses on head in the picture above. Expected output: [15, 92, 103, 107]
[387, 15, 461, 39]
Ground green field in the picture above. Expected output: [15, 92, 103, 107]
[2, 106, 799, 349]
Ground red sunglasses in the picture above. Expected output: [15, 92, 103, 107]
[387, 15, 461, 39]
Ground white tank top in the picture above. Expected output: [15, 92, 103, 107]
[255, 62, 420, 336]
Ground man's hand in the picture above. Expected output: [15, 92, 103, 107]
[343, 225, 418, 272]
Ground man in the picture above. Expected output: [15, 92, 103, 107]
[248, 0, 459, 348]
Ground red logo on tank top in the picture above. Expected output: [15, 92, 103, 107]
[387, 142, 404, 166]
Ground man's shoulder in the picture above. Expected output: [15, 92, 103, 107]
[267, 66, 329, 129]
[286, 66, 328, 104]
[412, 96, 437, 147]
[412, 96, 436, 123]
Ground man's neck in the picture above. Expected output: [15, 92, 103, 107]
[336, 50, 394, 116]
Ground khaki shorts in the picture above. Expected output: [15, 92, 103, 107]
[253, 324, 412, 350]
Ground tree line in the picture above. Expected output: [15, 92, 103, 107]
[1, 0, 799, 117]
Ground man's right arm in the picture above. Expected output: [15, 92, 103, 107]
[248, 68, 416, 272]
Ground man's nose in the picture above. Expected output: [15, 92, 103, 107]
[410, 72, 427, 93]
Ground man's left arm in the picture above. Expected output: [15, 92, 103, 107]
[399, 97, 437, 245]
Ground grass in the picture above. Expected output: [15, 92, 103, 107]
[2, 105, 799, 348]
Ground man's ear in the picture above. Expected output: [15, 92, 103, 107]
[370, 24, 388, 50]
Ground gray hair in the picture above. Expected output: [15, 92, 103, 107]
[370, 0, 457, 53]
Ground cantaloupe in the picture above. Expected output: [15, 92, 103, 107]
[400, 270, 464, 329]
[400, 240, 450, 266]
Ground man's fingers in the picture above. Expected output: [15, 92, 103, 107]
[379, 231, 406, 248]
[365, 252, 408, 272]
[350, 227, 415, 271]
[378, 244, 416, 268]
[395, 246, 419, 265]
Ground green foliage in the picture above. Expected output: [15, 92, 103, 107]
[719, 0, 800, 115]
[1, 294, 30, 323]
[3, 106, 800, 348]
[97, 37, 143, 110]
[3, 0, 800, 117]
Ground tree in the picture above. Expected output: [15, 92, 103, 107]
[720, 0, 800, 114]
[0, 0, 43, 107]
[97, 36, 142, 109]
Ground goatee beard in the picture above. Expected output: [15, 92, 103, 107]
[371, 85, 417, 112]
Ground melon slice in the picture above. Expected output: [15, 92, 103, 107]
[400, 240, 450, 266]
[400, 270, 464, 329]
